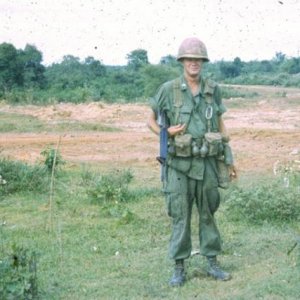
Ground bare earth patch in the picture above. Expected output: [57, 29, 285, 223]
[1, 85, 299, 179]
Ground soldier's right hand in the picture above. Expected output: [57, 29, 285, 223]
[167, 124, 187, 136]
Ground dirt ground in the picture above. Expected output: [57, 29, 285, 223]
[0, 85, 299, 180]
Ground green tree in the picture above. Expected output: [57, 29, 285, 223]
[159, 55, 180, 67]
[126, 49, 149, 70]
[0, 43, 23, 93]
[84, 56, 106, 80]
[260, 60, 273, 72]
[46, 55, 83, 89]
[233, 57, 243, 74]
[280, 57, 300, 74]
[19, 44, 46, 88]
[141, 64, 180, 97]
[219, 57, 243, 78]
[274, 52, 286, 64]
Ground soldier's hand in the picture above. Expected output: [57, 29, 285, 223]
[229, 165, 237, 179]
[167, 124, 186, 136]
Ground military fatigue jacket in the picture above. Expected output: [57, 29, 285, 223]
[150, 75, 227, 180]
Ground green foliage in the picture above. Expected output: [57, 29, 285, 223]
[159, 54, 181, 67]
[46, 86, 91, 103]
[20, 44, 46, 89]
[83, 168, 138, 224]
[280, 57, 300, 74]
[141, 64, 180, 97]
[101, 204, 137, 224]
[219, 57, 243, 79]
[126, 49, 149, 70]
[2, 87, 52, 104]
[224, 174, 300, 224]
[222, 72, 300, 87]
[102, 67, 144, 101]
[1, 41, 300, 104]
[0, 43, 45, 96]
[4, 88, 30, 104]
[45, 55, 105, 91]
[0, 158, 49, 198]
[0, 245, 38, 299]
[85, 169, 134, 205]
[40, 148, 65, 172]
[0, 43, 23, 92]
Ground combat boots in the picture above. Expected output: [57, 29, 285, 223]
[169, 259, 186, 287]
[207, 256, 231, 281]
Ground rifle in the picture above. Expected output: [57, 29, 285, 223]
[156, 110, 169, 181]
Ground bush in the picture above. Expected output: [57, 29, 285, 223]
[224, 175, 300, 224]
[0, 245, 38, 299]
[223, 72, 300, 88]
[40, 147, 65, 172]
[0, 158, 49, 198]
[83, 169, 138, 223]
[85, 169, 134, 205]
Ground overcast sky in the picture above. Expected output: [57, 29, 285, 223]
[1, 0, 300, 65]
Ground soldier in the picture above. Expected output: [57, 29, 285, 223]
[147, 37, 237, 287]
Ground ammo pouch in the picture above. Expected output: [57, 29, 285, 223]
[174, 134, 192, 157]
[204, 132, 223, 157]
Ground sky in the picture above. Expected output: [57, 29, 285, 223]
[0, 0, 300, 65]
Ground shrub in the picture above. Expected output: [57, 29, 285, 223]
[85, 169, 134, 205]
[40, 147, 65, 172]
[0, 245, 38, 299]
[0, 158, 49, 198]
[224, 175, 300, 224]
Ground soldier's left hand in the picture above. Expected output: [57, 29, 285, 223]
[229, 165, 237, 179]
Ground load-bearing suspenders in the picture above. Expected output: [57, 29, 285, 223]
[172, 77, 216, 132]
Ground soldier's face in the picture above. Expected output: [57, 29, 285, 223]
[182, 58, 203, 77]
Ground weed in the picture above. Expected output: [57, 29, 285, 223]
[41, 147, 65, 172]
[0, 244, 38, 299]
[85, 168, 134, 205]
[223, 173, 300, 224]
[0, 158, 49, 198]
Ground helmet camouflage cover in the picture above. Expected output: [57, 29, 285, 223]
[177, 37, 209, 62]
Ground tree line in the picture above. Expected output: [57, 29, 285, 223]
[0, 42, 300, 104]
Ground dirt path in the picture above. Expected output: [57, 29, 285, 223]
[1, 85, 299, 179]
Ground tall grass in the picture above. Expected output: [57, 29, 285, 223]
[0, 158, 49, 198]
[223, 167, 300, 224]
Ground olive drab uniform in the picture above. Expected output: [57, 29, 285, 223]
[150, 75, 232, 260]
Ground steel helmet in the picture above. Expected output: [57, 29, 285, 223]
[177, 37, 209, 62]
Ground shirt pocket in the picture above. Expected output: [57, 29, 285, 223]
[178, 105, 193, 125]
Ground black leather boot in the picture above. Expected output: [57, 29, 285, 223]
[169, 259, 186, 287]
[207, 256, 231, 281]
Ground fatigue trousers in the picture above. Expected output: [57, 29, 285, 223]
[164, 159, 222, 260]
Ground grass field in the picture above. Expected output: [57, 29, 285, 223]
[1, 85, 300, 299]
[1, 168, 299, 299]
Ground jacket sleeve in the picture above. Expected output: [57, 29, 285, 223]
[214, 85, 227, 116]
[149, 81, 173, 113]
